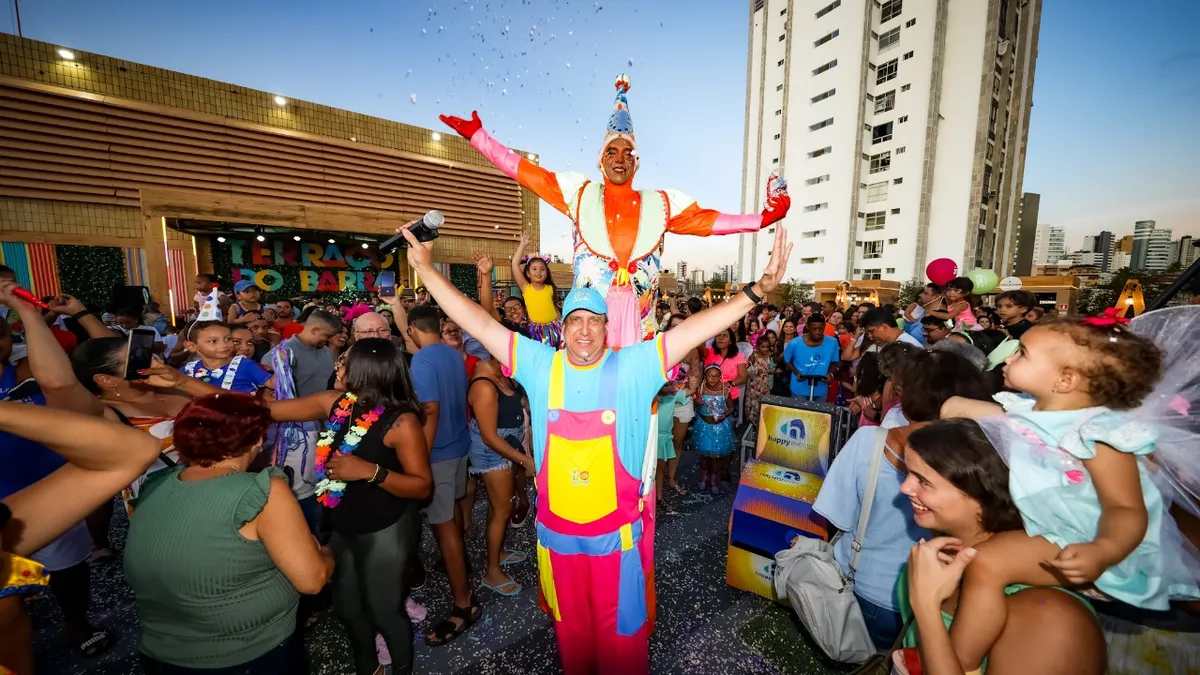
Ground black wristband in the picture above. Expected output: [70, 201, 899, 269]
[70, 310, 91, 320]
[367, 465, 389, 485]
[742, 282, 762, 304]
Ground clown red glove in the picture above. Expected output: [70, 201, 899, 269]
[439, 111, 483, 140]
[760, 195, 791, 228]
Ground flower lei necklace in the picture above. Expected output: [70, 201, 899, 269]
[314, 393, 385, 507]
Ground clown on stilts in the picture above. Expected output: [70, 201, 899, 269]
[440, 73, 791, 348]
[438, 75, 791, 672]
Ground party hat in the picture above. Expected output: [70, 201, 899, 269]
[600, 74, 636, 154]
[196, 284, 223, 322]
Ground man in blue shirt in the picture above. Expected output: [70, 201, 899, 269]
[782, 315, 841, 400]
[398, 223, 796, 672]
[406, 304, 473, 646]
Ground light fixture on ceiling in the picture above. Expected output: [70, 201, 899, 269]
[361, 242, 370, 249]
[273, 95, 287, 106]
[216, 236, 227, 243]
[57, 49, 75, 60]
[256, 234, 266, 242]
[528, 153, 537, 160]
[431, 132, 442, 141]
[293, 235, 302, 241]
[328, 238, 336, 244]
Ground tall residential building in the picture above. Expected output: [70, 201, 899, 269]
[676, 261, 688, 280]
[1032, 224, 1065, 266]
[1131, 220, 1172, 270]
[1081, 230, 1115, 272]
[1012, 192, 1040, 276]
[737, 0, 1042, 283]
[1169, 235, 1197, 268]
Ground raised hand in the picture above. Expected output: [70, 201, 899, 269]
[399, 221, 434, 272]
[517, 230, 532, 250]
[755, 223, 793, 295]
[46, 294, 87, 317]
[472, 251, 494, 275]
[438, 111, 483, 140]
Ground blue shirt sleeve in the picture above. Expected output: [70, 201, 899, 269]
[242, 360, 273, 388]
[508, 333, 555, 392]
[783, 338, 798, 366]
[617, 335, 669, 400]
[813, 426, 872, 532]
[411, 351, 439, 404]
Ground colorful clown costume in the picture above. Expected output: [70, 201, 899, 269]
[507, 331, 668, 675]
[442, 74, 789, 350]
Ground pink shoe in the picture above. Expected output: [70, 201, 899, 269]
[375, 634, 391, 666]
[405, 597, 427, 623]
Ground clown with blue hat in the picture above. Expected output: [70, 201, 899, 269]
[440, 74, 791, 349]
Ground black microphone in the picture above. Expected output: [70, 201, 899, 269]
[379, 210, 444, 252]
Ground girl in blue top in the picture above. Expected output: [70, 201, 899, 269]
[693, 363, 734, 494]
[941, 314, 1200, 673]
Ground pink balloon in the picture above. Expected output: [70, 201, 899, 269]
[926, 258, 958, 286]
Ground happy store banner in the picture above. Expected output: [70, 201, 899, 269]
[221, 238, 396, 293]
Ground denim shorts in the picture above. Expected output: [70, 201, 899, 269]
[467, 419, 523, 476]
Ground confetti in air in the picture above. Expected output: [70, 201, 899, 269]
[410, 93, 418, 104]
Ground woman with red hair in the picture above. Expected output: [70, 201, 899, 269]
[123, 393, 335, 674]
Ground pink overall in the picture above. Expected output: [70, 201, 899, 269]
[534, 351, 652, 675]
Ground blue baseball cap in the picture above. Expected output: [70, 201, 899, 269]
[234, 280, 258, 294]
[561, 287, 607, 319]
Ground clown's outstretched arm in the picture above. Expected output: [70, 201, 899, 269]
[663, 178, 791, 236]
[440, 111, 583, 217]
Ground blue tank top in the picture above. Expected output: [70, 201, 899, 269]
[0, 364, 65, 500]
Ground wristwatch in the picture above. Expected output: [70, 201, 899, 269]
[742, 282, 762, 304]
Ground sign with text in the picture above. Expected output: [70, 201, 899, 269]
[226, 239, 396, 293]
[754, 403, 832, 477]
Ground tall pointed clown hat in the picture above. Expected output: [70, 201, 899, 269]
[196, 284, 223, 322]
[599, 74, 638, 168]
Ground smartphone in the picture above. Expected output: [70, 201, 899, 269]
[378, 271, 396, 297]
[124, 328, 157, 380]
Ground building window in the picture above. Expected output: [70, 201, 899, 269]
[804, 174, 831, 186]
[776, 84, 784, 91]
[989, 100, 999, 140]
[755, 0, 764, 10]
[898, 115, 908, 123]
[901, 83, 911, 92]
[813, 59, 838, 76]
[778, 59, 785, 66]
[866, 182, 888, 203]
[773, 133, 781, 140]
[903, 50, 914, 60]
[801, 257, 825, 264]
[886, 267, 896, 273]
[862, 241, 884, 259]
[811, 88, 836, 103]
[888, 238, 899, 244]
[803, 202, 829, 212]
[877, 58, 899, 84]
[893, 177, 904, 184]
[815, 0, 841, 19]
[773, 158, 780, 164]
[906, 18, 916, 27]
[775, 109, 783, 116]
[891, 207, 901, 214]
[869, 151, 891, 174]
[880, 0, 902, 23]
[802, 229, 827, 238]
[809, 117, 834, 131]
[808, 146, 833, 158]
[780, 7, 787, 15]
[814, 29, 840, 47]
[895, 145, 906, 154]
[878, 27, 901, 52]
[874, 90, 896, 114]
[861, 268, 883, 280]
[865, 211, 886, 230]
[872, 122, 894, 144]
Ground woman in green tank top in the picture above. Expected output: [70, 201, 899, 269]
[895, 420, 1106, 675]
[124, 393, 334, 673]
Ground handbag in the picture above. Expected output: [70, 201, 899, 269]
[773, 427, 888, 664]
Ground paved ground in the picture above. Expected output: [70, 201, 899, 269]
[29, 452, 851, 675]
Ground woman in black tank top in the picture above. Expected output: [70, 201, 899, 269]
[266, 338, 430, 675]
[465, 359, 532, 597]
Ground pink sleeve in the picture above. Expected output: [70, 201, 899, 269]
[711, 212, 766, 235]
[470, 129, 521, 179]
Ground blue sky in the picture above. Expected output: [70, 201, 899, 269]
[4, 0, 1196, 273]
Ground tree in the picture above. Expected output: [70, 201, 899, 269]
[774, 277, 814, 307]
[898, 278, 925, 308]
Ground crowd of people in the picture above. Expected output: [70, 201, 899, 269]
[3, 212, 1200, 675]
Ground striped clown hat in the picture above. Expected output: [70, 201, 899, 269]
[598, 74, 639, 170]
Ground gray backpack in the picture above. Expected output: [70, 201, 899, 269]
[774, 428, 888, 664]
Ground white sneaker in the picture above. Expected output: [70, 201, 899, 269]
[405, 597, 427, 622]
[376, 633, 391, 666]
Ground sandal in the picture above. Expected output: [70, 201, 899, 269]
[480, 576, 523, 596]
[76, 629, 111, 658]
[499, 549, 527, 567]
[668, 480, 688, 496]
[425, 601, 482, 646]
